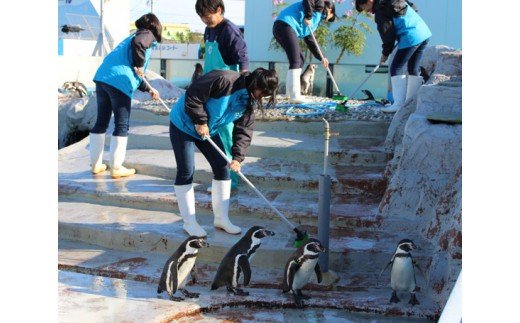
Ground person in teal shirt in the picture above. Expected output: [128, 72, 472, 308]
[273, 0, 336, 103]
[169, 68, 279, 237]
[195, 0, 249, 191]
[89, 13, 161, 179]
[356, 0, 432, 113]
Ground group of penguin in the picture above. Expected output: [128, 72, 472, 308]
[157, 226, 422, 308]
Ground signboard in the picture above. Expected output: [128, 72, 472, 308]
[151, 43, 201, 60]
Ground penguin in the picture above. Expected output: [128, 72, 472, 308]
[190, 63, 203, 85]
[211, 226, 275, 296]
[62, 81, 87, 98]
[61, 25, 85, 34]
[379, 239, 422, 306]
[282, 238, 326, 308]
[300, 63, 316, 96]
[157, 236, 209, 301]
[360, 89, 375, 101]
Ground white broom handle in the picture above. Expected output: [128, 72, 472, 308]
[203, 135, 296, 229]
[308, 28, 340, 93]
[135, 68, 171, 112]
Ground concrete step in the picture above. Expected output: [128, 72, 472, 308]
[58, 171, 383, 229]
[58, 201, 435, 275]
[60, 143, 387, 201]
[59, 269, 437, 322]
[125, 124, 390, 167]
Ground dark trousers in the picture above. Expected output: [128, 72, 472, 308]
[273, 20, 304, 69]
[390, 39, 429, 76]
[91, 81, 132, 137]
[169, 122, 230, 185]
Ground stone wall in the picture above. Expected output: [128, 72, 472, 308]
[379, 46, 462, 308]
[57, 71, 184, 149]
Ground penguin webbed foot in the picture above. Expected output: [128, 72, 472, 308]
[180, 288, 200, 299]
[408, 293, 420, 306]
[227, 286, 249, 296]
[390, 290, 400, 303]
[292, 292, 305, 309]
[169, 294, 185, 302]
[297, 289, 311, 300]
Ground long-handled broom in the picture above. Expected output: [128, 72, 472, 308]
[308, 28, 348, 101]
[204, 135, 309, 247]
[135, 68, 172, 113]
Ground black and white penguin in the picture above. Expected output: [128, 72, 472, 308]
[282, 238, 326, 308]
[380, 239, 421, 306]
[157, 236, 208, 301]
[211, 226, 275, 296]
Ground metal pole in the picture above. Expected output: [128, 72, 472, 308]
[318, 118, 331, 272]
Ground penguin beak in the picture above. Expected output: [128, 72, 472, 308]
[200, 240, 209, 248]
[263, 230, 275, 237]
[319, 245, 326, 252]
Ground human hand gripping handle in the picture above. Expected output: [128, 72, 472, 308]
[133, 67, 171, 112]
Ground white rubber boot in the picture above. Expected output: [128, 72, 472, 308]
[406, 75, 423, 102]
[286, 68, 309, 104]
[109, 136, 136, 179]
[212, 179, 241, 234]
[89, 133, 107, 174]
[381, 75, 407, 113]
[175, 184, 207, 237]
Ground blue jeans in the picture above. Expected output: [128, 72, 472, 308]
[91, 81, 132, 137]
[169, 122, 230, 185]
[390, 39, 429, 76]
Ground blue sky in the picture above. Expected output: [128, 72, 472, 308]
[130, 0, 245, 33]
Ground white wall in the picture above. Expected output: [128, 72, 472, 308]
[245, 0, 462, 64]
[58, 56, 103, 88]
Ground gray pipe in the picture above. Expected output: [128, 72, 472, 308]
[318, 118, 331, 272]
[318, 174, 331, 272]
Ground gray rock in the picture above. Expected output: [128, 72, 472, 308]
[379, 45, 462, 308]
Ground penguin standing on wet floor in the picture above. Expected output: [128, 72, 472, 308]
[211, 226, 275, 296]
[282, 238, 326, 308]
[380, 239, 422, 306]
[157, 236, 208, 301]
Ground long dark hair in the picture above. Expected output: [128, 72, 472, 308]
[135, 13, 163, 43]
[244, 68, 279, 111]
[324, 1, 336, 22]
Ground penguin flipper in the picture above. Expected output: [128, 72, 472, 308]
[238, 255, 251, 286]
[413, 260, 428, 287]
[167, 265, 179, 297]
[286, 261, 300, 292]
[190, 265, 198, 284]
[379, 260, 393, 278]
[314, 263, 322, 284]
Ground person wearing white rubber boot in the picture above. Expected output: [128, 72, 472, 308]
[109, 136, 136, 179]
[174, 183, 207, 237]
[169, 68, 279, 236]
[212, 179, 241, 234]
[405, 75, 423, 103]
[89, 133, 107, 174]
[273, 1, 337, 103]
[89, 13, 161, 176]
[381, 75, 407, 113]
[356, 0, 431, 114]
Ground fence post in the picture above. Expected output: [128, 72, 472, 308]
[268, 61, 276, 71]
